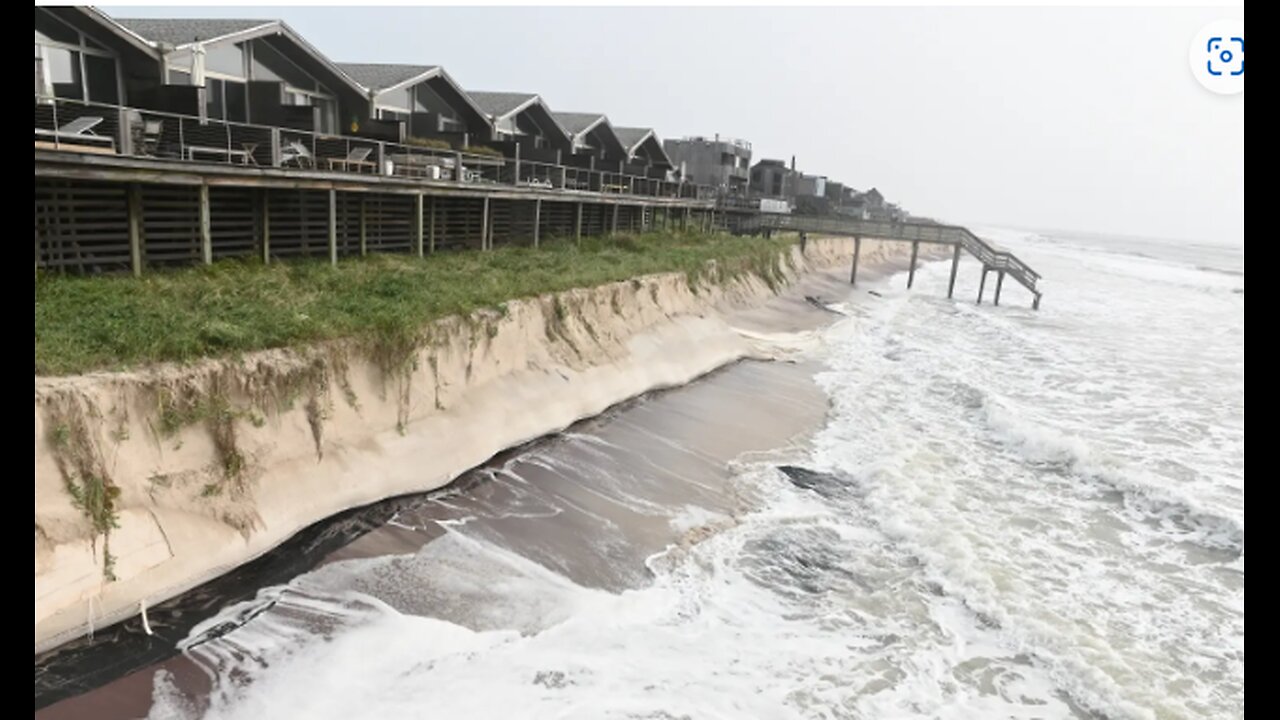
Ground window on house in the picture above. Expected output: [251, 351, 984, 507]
[225, 80, 247, 123]
[205, 43, 246, 78]
[45, 47, 82, 99]
[206, 77, 225, 119]
[84, 53, 118, 103]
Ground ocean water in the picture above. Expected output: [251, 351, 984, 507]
[146, 229, 1244, 720]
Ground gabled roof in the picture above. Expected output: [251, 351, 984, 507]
[337, 63, 441, 92]
[467, 91, 541, 120]
[104, 14, 367, 100]
[112, 18, 274, 47]
[614, 126, 674, 168]
[614, 127, 655, 152]
[553, 112, 607, 138]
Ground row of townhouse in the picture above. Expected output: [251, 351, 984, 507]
[35, 7, 678, 179]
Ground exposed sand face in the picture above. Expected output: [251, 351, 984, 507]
[35, 237, 939, 654]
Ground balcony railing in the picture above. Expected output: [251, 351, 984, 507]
[34, 94, 712, 203]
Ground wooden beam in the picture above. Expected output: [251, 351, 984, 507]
[198, 183, 211, 264]
[533, 198, 541, 248]
[261, 189, 271, 264]
[428, 195, 436, 254]
[414, 193, 424, 257]
[947, 243, 961, 298]
[359, 196, 367, 257]
[328, 188, 337, 266]
[127, 183, 143, 277]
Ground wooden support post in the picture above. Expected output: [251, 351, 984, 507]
[977, 267, 989, 304]
[481, 196, 490, 250]
[428, 196, 436, 254]
[199, 183, 212, 265]
[261, 189, 271, 264]
[1033, 293, 1041, 311]
[994, 270, 1005, 306]
[575, 202, 583, 244]
[414, 193, 424, 257]
[799, 231, 807, 254]
[907, 240, 920, 289]
[611, 204, 619, 235]
[947, 243, 961, 298]
[328, 188, 337, 266]
[359, 196, 367, 257]
[850, 236, 862, 285]
[127, 183, 143, 277]
[533, 198, 541, 248]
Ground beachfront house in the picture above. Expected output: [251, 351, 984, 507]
[663, 135, 751, 197]
[749, 159, 795, 199]
[465, 91, 573, 163]
[98, 15, 371, 136]
[337, 63, 492, 147]
[35, 7, 158, 108]
[552, 112, 628, 171]
[614, 127, 675, 180]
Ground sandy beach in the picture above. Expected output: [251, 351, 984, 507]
[36, 242, 935, 717]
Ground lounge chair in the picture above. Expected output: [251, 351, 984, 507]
[323, 146, 375, 173]
[281, 141, 314, 169]
[34, 115, 115, 153]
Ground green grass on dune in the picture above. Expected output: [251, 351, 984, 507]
[35, 231, 797, 376]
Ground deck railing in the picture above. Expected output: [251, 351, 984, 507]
[34, 94, 710, 202]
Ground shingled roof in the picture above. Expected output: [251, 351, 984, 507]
[466, 91, 540, 119]
[614, 127, 655, 152]
[552, 112, 606, 137]
[337, 63, 440, 92]
[112, 18, 272, 47]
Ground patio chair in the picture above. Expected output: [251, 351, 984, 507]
[281, 141, 314, 169]
[34, 115, 115, 152]
[323, 146, 374, 173]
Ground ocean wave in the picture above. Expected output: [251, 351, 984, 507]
[981, 397, 1243, 556]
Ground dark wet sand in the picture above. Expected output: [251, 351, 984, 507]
[37, 256, 921, 719]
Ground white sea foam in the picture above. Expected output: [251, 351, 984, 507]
[147, 228, 1243, 720]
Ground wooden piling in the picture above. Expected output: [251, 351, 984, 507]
[198, 183, 211, 264]
[947, 243, 961, 298]
[907, 240, 920, 289]
[127, 183, 142, 277]
[994, 270, 1005, 306]
[575, 202, 583, 244]
[481, 196, 490, 250]
[428, 196, 436, 254]
[850, 236, 862, 285]
[977, 267, 988, 304]
[358, 195, 367, 257]
[533, 198, 541, 248]
[261, 189, 270, 264]
[327, 188, 337, 266]
[414, 193, 424, 257]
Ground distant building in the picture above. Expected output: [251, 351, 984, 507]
[749, 159, 794, 199]
[663, 135, 751, 195]
[795, 173, 826, 198]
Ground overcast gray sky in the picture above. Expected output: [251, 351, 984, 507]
[107, 5, 1244, 246]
